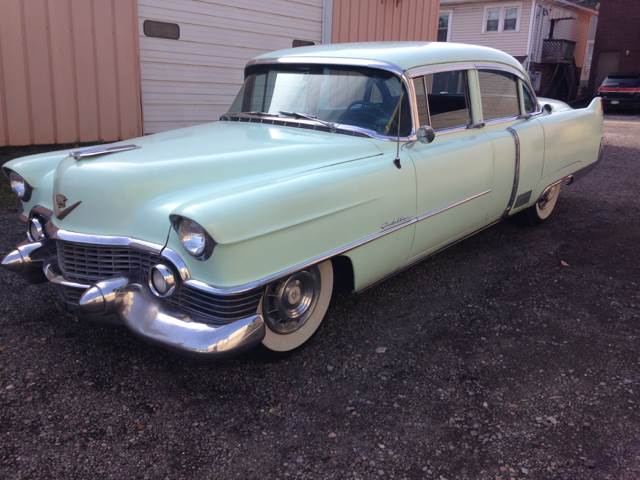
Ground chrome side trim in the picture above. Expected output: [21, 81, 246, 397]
[416, 189, 492, 222]
[46, 223, 165, 254]
[184, 190, 492, 296]
[70, 144, 140, 160]
[504, 127, 521, 215]
[538, 175, 574, 203]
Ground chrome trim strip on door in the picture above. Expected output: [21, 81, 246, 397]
[504, 127, 521, 215]
[416, 189, 492, 222]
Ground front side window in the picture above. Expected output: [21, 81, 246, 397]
[415, 70, 471, 131]
[228, 65, 411, 136]
[478, 70, 520, 120]
[485, 8, 500, 32]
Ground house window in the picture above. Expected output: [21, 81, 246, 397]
[438, 12, 452, 41]
[483, 4, 521, 33]
[485, 8, 500, 32]
[503, 7, 519, 30]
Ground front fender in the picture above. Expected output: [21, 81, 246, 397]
[167, 147, 416, 289]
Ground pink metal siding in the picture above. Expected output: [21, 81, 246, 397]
[331, 0, 439, 43]
[0, 0, 142, 146]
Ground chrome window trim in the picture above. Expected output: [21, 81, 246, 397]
[239, 58, 417, 141]
[483, 115, 521, 126]
[406, 62, 477, 78]
[245, 56, 405, 76]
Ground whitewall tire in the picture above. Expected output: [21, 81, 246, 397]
[524, 184, 561, 224]
[260, 259, 334, 353]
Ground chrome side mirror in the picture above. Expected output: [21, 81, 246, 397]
[417, 125, 436, 144]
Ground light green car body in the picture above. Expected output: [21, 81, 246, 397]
[3, 42, 603, 356]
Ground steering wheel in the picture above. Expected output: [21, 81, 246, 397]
[340, 101, 388, 130]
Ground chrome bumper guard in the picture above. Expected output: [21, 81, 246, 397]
[2, 242, 265, 358]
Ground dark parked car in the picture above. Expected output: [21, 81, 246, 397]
[598, 74, 640, 111]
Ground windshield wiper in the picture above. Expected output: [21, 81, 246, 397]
[278, 111, 338, 131]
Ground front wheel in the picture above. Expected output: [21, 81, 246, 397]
[523, 184, 561, 225]
[259, 260, 334, 353]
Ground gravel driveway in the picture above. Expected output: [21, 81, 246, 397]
[1, 115, 639, 479]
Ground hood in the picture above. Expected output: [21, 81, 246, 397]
[45, 121, 381, 243]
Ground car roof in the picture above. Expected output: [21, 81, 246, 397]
[251, 41, 526, 75]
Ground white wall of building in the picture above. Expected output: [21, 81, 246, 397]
[138, 0, 325, 133]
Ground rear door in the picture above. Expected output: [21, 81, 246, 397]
[474, 68, 545, 214]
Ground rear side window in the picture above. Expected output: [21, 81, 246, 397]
[417, 70, 471, 131]
[478, 70, 520, 120]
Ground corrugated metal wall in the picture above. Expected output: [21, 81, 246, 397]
[0, 0, 142, 147]
[331, 0, 439, 42]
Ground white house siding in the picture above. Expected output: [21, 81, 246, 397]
[446, 0, 534, 59]
[138, 0, 324, 133]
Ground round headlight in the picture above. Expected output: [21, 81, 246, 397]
[9, 171, 28, 199]
[177, 218, 207, 258]
[28, 216, 46, 242]
[149, 264, 176, 297]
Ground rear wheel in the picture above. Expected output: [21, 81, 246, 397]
[524, 184, 561, 225]
[259, 260, 333, 353]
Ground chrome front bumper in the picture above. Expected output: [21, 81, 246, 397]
[2, 241, 266, 358]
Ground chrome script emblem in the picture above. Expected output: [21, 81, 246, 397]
[54, 194, 81, 220]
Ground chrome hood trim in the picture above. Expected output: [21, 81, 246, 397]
[70, 144, 140, 160]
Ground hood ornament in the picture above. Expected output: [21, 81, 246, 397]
[54, 194, 81, 220]
[70, 144, 140, 160]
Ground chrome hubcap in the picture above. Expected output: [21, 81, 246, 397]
[263, 267, 321, 334]
[538, 184, 559, 211]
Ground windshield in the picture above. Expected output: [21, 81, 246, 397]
[227, 64, 412, 137]
[602, 76, 640, 88]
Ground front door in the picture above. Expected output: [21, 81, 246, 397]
[408, 68, 494, 259]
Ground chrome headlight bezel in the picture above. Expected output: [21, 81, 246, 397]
[27, 215, 46, 242]
[170, 215, 215, 260]
[5, 169, 33, 202]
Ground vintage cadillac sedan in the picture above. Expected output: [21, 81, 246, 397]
[2, 42, 603, 358]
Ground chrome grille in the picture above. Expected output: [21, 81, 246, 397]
[55, 241, 262, 325]
[57, 241, 158, 283]
[165, 285, 263, 323]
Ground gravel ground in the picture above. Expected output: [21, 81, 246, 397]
[1, 115, 639, 480]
